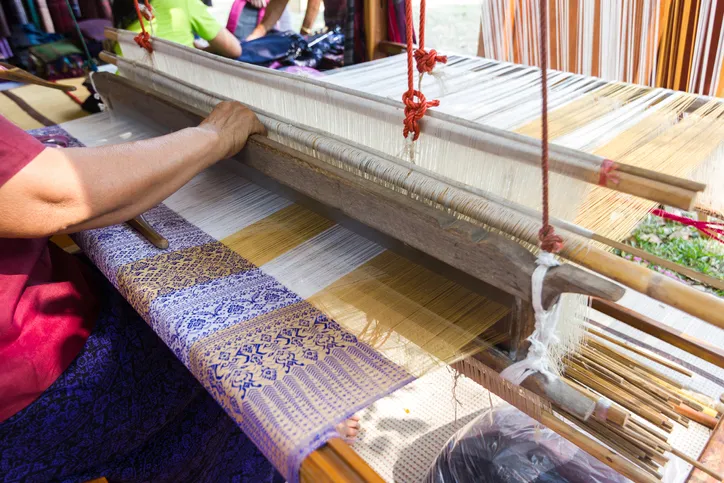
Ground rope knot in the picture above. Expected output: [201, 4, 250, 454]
[133, 0, 154, 52]
[414, 48, 447, 74]
[402, 90, 439, 141]
[134, 31, 153, 52]
[538, 225, 563, 254]
[599, 159, 620, 186]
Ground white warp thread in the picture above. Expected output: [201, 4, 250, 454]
[500, 252, 561, 385]
[594, 397, 613, 420]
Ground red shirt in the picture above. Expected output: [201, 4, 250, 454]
[0, 116, 98, 422]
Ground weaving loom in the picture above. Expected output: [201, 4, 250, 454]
[45, 10, 724, 480]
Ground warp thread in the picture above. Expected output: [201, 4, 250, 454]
[133, 0, 154, 52]
[402, 0, 446, 142]
[499, 252, 562, 385]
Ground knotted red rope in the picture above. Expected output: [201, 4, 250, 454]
[537, 0, 563, 254]
[133, 0, 154, 52]
[402, 0, 445, 141]
[652, 209, 724, 243]
[402, 90, 439, 141]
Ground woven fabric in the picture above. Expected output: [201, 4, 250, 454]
[36, 124, 415, 482]
[0, 265, 281, 483]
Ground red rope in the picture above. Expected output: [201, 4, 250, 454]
[537, 0, 562, 254]
[402, 0, 445, 141]
[413, 0, 446, 74]
[133, 0, 154, 52]
[652, 209, 724, 243]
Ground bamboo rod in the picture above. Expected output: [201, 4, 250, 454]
[675, 403, 719, 429]
[591, 299, 724, 370]
[585, 340, 684, 397]
[565, 364, 672, 431]
[542, 411, 659, 482]
[563, 377, 630, 426]
[587, 328, 692, 377]
[580, 347, 687, 426]
[591, 234, 724, 293]
[0, 62, 77, 92]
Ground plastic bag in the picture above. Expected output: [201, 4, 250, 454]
[424, 406, 629, 483]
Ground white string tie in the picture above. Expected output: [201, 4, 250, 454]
[500, 252, 561, 385]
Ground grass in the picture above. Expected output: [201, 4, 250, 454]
[614, 212, 724, 297]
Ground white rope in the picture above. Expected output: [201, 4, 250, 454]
[499, 251, 562, 385]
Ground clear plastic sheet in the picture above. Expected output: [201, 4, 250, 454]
[424, 406, 629, 483]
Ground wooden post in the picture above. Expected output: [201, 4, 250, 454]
[364, 0, 387, 61]
[508, 297, 536, 361]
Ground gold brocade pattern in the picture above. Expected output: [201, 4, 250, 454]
[117, 242, 255, 316]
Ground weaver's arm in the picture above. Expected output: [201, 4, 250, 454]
[0, 102, 264, 238]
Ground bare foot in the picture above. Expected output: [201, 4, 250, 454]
[336, 415, 361, 442]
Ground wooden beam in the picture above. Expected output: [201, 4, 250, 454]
[300, 438, 385, 483]
[591, 298, 724, 370]
[508, 297, 536, 361]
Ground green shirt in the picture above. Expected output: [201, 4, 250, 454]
[117, 0, 222, 52]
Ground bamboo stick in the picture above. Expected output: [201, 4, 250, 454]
[542, 411, 660, 483]
[675, 403, 719, 429]
[565, 364, 672, 431]
[563, 377, 630, 426]
[590, 299, 724, 370]
[586, 327, 693, 377]
[127, 216, 169, 249]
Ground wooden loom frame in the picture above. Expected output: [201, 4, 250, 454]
[92, 46, 724, 479]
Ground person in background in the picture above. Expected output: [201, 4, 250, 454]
[231, 0, 294, 41]
[245, 0, 346, 41]
[112, 0, 242, 58]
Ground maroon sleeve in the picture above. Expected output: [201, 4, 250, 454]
[0, 116, 45, 188]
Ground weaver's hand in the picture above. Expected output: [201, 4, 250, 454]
[200, 101, 266, 159]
